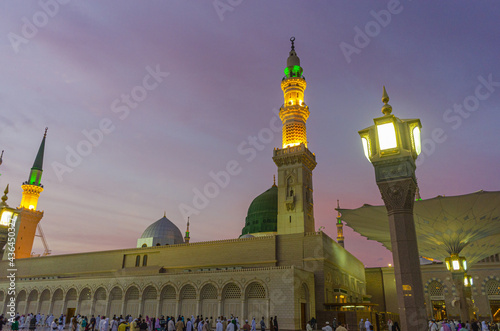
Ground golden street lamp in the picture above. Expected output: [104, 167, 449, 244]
[0, 185, 20, 256]
[445, 254, 468, 273]
[445, 254, 473, 321]
[358, 87, 426, 330]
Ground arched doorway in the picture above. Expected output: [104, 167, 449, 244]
[222, 283, 241, 318]
[17, 290, 27, 316]
[428, 280, 447, 320]
[52, 289, 64, 316]
[27, 289, 38, 315]
[160, 285, 176, 316]
[0, 291, 4, 315]
[142, 286, 157, 318]
[125, 286, 140, 316]
[299, 283, 309, 331]
[94, 287, 107, 316]
[79, 288, 92, 316]
[245, 282, 267, 321]
[200, 283, 218, 318]
[486, 279, 500, 322]
[179, 284, 197, 317]
[65, 288, 78, 321]
[109, 287, 123, 317]
[39, 289, 51, 315]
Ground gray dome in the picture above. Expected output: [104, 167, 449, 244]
[239, 234, 255, 239]
[140, 216, 184, 245]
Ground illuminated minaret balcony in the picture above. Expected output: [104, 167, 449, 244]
[279, 37, 310, 149]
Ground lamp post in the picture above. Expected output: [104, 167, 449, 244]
[358, 87, 427, 330]
[445, 254, 473, 321]
[0, 185, 20, 256]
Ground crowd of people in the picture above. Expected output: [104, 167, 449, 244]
[0, 313, 279, 331]
[428, 319, 499, 331]
[311, 316, 499, 331]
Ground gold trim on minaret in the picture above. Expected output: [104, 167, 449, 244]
[336, 199, 344, 248]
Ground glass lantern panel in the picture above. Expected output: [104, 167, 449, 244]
[377, 122, 397, 150]
[361, 137, 371, 162]
[0, 211, 13, 226]
[413, 126, 422, 155]
[452, 260, 460, 271]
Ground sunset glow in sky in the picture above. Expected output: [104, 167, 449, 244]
[1, 1, 499, 267]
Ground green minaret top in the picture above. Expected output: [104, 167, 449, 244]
[26, 128, 47, 187]
[32, 128, 47, 171]
[284, 37, 303, 79]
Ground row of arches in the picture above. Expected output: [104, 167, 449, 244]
[425, 278, 500, 298]
[1, 281, 269, 320]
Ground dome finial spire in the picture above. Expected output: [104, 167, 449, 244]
[163, 211, 166, 218]
[290, 37, 295, 51]
[1, 184, 9, 205]
[273, 175, 276, 187]
[381, 86, 393, 115]
[44, 127, 48, 138]
[0, 150, 4, 166]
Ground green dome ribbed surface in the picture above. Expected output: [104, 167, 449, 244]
[241, 185, 277, 235]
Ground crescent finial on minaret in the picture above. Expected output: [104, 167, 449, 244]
[290, 37, 295, 51]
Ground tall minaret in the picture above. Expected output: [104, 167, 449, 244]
[16, 128, 47, 258]
[336, 200, 344, 248]
[184, 217, 190, 243]
[273, 37, 317, 235]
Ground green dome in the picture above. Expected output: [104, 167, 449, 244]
[241, 185, 278, 236]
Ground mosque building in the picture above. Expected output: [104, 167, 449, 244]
[0, 39, 367, 330]
[1, 39, 499, 329]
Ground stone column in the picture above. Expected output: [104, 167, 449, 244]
[138, 294, 143, 318]
[156, 298, 161, 318]
[377, 176, 427, 331]
[452, 273, 471, 322]
[90, 299, 96, 316]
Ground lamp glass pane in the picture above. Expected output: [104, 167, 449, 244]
[413, 126, 422, 155]
[445, 261, 450, 270]
[470, 278, 473, 286]
[361, 137, 370, 162]
[464, 278, 468, 286]
[452, 260, 460, 270]
[463, 260, 467, 271]
[377, 122, 397, 150]
[0, 211, 13, 226]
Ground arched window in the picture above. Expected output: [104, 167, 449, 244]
[142, 244, 147, 248]
[143, 255, 148, 267]
[428, 281, 444, 297]
[135, 255, 140, 267]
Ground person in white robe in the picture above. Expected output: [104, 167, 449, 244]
[111, 318, 119, 331]
[364, 319, 372, 331]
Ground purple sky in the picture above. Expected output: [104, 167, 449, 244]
[1, 1, 499, 267]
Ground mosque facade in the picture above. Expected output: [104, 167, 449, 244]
[1, 39, 499, 330]
[0, 40, 367, 330]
